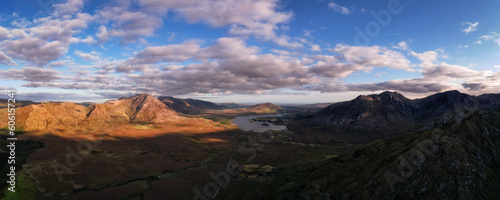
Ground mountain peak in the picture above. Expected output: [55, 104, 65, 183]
[117, 93, 153, 100]
[85, 94, 180, 125]
[440, 90, 466, 96]
[130, 93, 153, 99]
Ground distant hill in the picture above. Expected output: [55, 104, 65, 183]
[298, 90, 500, 138]
[0, 99, 39, 109]
[157, 96, 224, 114]
[247, 103, 283, 113]
[202, 102, 283, 117]
[217, 102, 250, 109]
[78, 102, 95, 107]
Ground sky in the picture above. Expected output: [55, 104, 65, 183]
[0, 0, 499, 104]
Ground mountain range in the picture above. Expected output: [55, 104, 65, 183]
[2, 90, 500, 199]
[0, 94, 182, 132]
[300, 90, 500, 138]
[215, 90, 500, 199]
[0, 94, 285, 132]
[218, 107, 500, 200]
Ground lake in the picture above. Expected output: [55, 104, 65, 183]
[232, 114, 287, 132]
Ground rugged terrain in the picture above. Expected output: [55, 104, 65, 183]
[2, 91, 500, 200]
[217, 108, 500, 200]
[295, 91, 500, 140]
[0, 94, 182, 133]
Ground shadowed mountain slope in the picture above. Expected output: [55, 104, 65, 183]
[157, 96, 224, 114]
[303, 90, 500, 137]
[218, 109, 500, 200]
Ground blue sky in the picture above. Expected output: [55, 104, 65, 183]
[0, 0, 499, 103]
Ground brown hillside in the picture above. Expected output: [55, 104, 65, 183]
[0, 102, 87, 132]
[84, 94, 181, 126]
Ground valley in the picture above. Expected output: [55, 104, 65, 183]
[1, 90, 500, 199]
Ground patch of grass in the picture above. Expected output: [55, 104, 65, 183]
[0, 135, 43, 199]
[2, 173, 38, 200]
[0, 127, 26, 136]
[203, 116, 232, 125]
[132, 124, 154, 129]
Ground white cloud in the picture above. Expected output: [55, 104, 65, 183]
[75, 50, 101, 61]
[348, 78, 457, 93]
[2, 38, 68, 66]
[271, 49, 295, 56]
[303, 30, 314, 38]
[392, 41, 409, 50]
[167, 32, 175, 41]
[130, 40, 201, 64]
[311, 44, 321, 52]
[309, 44, 414, 79]
[422, 62, 484, 78]
[462, 21, 479, 34]
[80, 36, 96, 44]
[97, 5, 163, 44]
[0, 50, 16, 66]
[0, 67, 61, 82]
[462, 72, 500, 93]
[0, 12, 94, 66]
[96, 25, 108, 43]
[411, 50, 439, 66]
[137, 0, 298, 48]
[48, 60, 71, 67]
[53, 0, 84, 17]
[410, 48, 485, 79]
[334, 44, 413, 71]
[0, 26, 10, 41]
[328, 2, 350, 15]
[476, 32, 500, 46]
